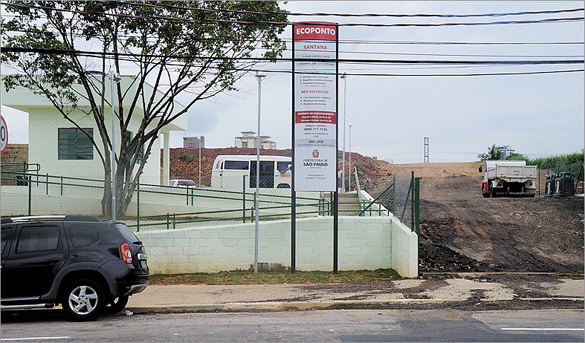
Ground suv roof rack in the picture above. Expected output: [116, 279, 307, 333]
[1, 215, 101, 224]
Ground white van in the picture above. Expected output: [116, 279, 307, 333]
[211, 155, 292, 189]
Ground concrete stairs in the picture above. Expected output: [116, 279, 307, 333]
[337, 192, 362, 216]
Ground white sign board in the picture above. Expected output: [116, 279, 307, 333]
[293, 23, 337, 192]
[0, 115, 7, 155]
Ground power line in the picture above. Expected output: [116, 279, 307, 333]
[4, 47, 583, 66]
[4, 47, 582, 77]
[6, 27, 583, 47]
[2, 1, 583, 28]
[125, 1, 584, 19]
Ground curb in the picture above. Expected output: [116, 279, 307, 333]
[126, 297, 585, 314]
[127, 299, 459, 313]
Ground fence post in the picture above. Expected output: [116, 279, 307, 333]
[166, 213, 170, 230]
[60, 176, 63, 196]
[251, 192, 256, 220]
[242, 175, 247, 223]
[46, 173, 49, 195]
[410, 172, 415, 231]
[392, 175, 396, 214]
[414, 177, 420, 235]
[28, 177, 32, 216]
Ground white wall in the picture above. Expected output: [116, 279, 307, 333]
[27, 107, 161, 182]
[136, 216, 419, 278]
[2, 76, 185, 185]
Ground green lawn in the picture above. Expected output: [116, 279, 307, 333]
[150, 269, 401, 285]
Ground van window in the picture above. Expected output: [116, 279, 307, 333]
[225, 161, 249, 170]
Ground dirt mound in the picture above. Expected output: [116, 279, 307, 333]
[165, 147, 389, 188]
[378, 162, 584, 273]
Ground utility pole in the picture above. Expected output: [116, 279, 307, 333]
[110, 70, 121, 220]
[424, 137, 429, 163]
[340, 73, 347, 192]
[254, 71, 265, 273]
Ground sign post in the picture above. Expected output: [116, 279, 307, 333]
[292, 22, 339, 273]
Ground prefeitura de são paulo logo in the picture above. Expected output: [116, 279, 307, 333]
[313, 149, 319, 158]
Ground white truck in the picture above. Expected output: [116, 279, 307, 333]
[482, 160, 537, 197]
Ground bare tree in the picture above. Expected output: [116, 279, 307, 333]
[2, 1, 288, 216]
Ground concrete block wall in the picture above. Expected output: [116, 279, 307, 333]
[136, 215, 419, 278]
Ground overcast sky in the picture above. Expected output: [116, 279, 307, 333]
[2, 1, 584, 164]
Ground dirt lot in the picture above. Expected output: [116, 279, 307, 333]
[374, 162, 584, 274]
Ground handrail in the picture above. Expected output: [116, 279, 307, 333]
[1, 170, 326, 228]
[358, 180, 394, 217]
[1, 162, 41, 173]
[354, 165, 362, 202]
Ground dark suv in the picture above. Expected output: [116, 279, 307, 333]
[1, 215, 149, 321]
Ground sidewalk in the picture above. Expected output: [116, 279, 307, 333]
[126, 275, 584, 313]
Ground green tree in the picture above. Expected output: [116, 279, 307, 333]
[477, 144, 502, 161]
[2, 1, 288, 216]
[506, 153, 529, 161]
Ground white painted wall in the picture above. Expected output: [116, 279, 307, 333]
[2, 76, 186, 185]
[136, 216, 419, 278]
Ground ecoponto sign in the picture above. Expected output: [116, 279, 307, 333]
[294, 24, 337, 41]
[293, 22, 337, 192]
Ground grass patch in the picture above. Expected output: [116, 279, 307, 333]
[149, 269, 401, 286]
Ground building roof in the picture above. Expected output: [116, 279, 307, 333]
[2, 75, 187, 132]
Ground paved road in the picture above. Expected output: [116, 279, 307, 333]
[2, 309, 583, 342]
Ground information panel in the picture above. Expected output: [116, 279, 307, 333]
[293, 23, 337, 192]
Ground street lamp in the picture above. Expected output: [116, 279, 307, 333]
[110, 70, 121, 221]
[254, 71, 266, 273]
[340, 73, 347, 193]
[348, 123, 352, 192]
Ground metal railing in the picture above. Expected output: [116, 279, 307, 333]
[1, 164, 420, 233]
[1, 170, 327, 231]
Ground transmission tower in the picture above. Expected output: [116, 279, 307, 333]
[424, 137, 429, 163]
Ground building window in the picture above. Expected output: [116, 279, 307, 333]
[58, 128, 93, 160]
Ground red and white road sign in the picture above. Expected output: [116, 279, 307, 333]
[0, 115, 8, 155]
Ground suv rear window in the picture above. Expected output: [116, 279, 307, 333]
[115, 223, 140, 243]
[68, 225, 100, 247]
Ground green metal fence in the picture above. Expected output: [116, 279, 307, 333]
[355, 167, 420, 233]
[1, 163, 420, 233]
[1, 168, 326, 231]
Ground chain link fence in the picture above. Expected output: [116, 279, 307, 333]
[354, 167, 420, 232]
[0, 165, 323, 231]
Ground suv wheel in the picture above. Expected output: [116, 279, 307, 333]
[62, 279, 106, 321]
[107, 295, 129, 314]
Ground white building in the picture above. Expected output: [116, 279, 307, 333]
[2, 75, 186, 185]
[235, 131, 276, 149]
